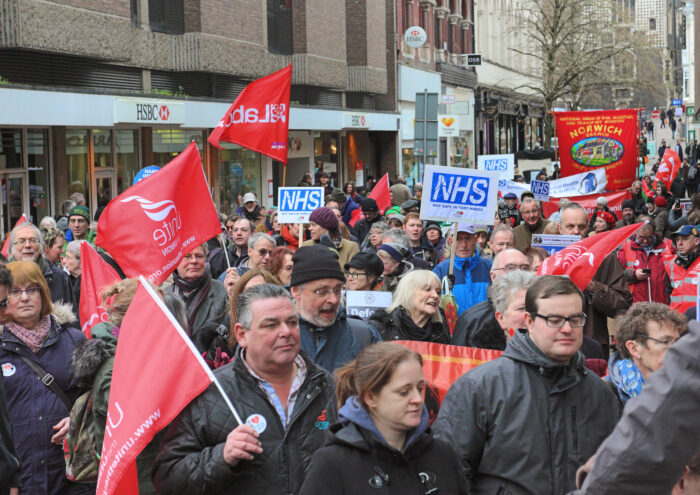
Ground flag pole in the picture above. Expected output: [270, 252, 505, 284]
[448, 222, 458, 277]
[299, 223, 304, 244]
[283, 163, 287, 187]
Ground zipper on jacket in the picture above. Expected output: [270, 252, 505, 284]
[284, 372, 326, 438]
[570, 405, 579, 456]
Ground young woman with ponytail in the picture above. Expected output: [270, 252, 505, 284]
[299, 342, 468, 494]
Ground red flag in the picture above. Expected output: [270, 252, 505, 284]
[79, 243, 120, 339]
[95, 142, 220, 284]
[208, 65, 292, 164]
[541, 190, 631, 218]
[538, 222, 644, 290]
[96, 277, 215, 495]
[395, 341, 501, 422]
[653, 148, 682, 191]
[2, 214, 28, 258]
[349, 174, 391, 227]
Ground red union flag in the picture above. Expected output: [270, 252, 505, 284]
[1, 213, 28, 258]
[79, 243, 120, 339]
[653, 148, 682, 191]
[538, 222, 644, 290]
[555, 109, 639, 190]
[349, 174, 391, 227]
[95, 141, 220, 284]
[541, 190, 632, 219]
[208, 65, 292, 164]
[96, 278, 215, 495]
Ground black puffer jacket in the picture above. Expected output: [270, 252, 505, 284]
[433, 329, 620, 495]
[300, 398, 468, 495]
[368, 307, 450, 344]
[451, 299, 506, 349]
[152, 349, 337, 495]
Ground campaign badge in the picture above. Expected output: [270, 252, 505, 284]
[246, 413, 268, 434]
[1, 363, 15, 377]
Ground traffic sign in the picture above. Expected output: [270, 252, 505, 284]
[688, 106, 695, 116]
[652, 110, 660, 119]
[672, 99, 682, 106]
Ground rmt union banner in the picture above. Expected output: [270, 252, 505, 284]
[555, 109, 639, 191]
[420, 165, 498, 225]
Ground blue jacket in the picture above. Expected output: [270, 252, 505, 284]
[433, 254, 492, 316]
[298, 307, 381, 373]
[0, 315, 91, 495]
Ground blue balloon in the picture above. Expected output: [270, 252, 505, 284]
[133, 166, 161, 185]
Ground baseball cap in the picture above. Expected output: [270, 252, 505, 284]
[450, 223, 476, 235]
[503, 192, 517, 200]
[242, 192, 257, 203]
[671, 224, 699, 237]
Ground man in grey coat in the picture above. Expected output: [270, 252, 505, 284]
[434, 275, 620, 494]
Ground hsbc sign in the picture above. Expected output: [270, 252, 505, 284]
[113, 98, 185, 125]
[343, 112, 371, 129]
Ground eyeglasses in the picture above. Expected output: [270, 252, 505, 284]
[636, 234, 654, 242]
[9, 286, 42, 299]
[14, 238, 39, 246]
[347, 272, 368, 279]
[493, 264, 533, 272]
[638, 335, 678, 347]
[312, 287, 343, 297]
[533, 313, 587, 328]
[253, 248, 273, 258]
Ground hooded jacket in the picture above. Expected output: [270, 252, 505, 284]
[152, 349, 337, 495]
[433, 252, 491, 316]
[407, 237, 439, 267]
[299, 397, 468, 495]
[433, 329, 620, 495]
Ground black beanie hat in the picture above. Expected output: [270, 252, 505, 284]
[621, 199, 636, 210]
[344, 252, 384, 278]
[291, 245, 346, 287]
[361, 197, 379, 213]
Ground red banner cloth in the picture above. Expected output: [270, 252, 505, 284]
[349, 174, 392, 227]
[555, 110, 639, 190]
[395, 340, 501, 422]
[79, 243, 120, 339]
[95, 142, 221, 284]
[96, 279, 214, 495]
[208, 65, 292, 164]
[1, 214, 28, 258]
[538, 222, 645, 290]
[542, 190, 632, 219]
[653, 148, 682, 191]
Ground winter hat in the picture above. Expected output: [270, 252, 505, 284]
[361, 198, 379, 213]
[309, 207, 339, 231]
[503, 192, 517, 200]
[291, 245, 345, 286]
[378, 242, 406, 262]
[595, 211, 616, 228]
[621, 199, 636, 210]
[424, 221, 442, 234]
[69, 205, 90, 222]
[646, 196, 655, 205]
[344, 252, 384, 278]
[330, 188, 346, 204]
[596, 196, 608, 206]
[654, 196, 667, 207]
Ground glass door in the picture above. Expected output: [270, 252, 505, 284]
[92, 168, 117, 218]
[1, 173, 29, 238]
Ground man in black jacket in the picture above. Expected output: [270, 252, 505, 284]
[352, 198, 382, 246]
[153, 284, 336, 495]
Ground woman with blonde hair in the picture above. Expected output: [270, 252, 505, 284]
[300, 342, 467, 494]
[368, 270, 449, 343]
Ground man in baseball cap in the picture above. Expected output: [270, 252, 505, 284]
[238, 192, 264, 223]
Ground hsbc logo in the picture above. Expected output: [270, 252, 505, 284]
[224, 104, 287, 127]
[136, 104, 171, 121]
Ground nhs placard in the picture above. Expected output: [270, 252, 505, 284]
[420, 165, 499, 224]
[477, 154, 514, 180]
[530, 180, 550, 202]
[278, 187, 323, 224]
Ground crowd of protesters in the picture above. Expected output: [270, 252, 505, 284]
[0, 169, 699, 495]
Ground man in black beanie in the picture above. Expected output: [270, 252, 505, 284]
[616, 199, 638, 228]
[290, 245, 380, 372]
[352, 197, 383, 246]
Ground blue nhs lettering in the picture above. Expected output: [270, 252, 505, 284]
[432, 173, 490, 206]
[281, 189, 322, 211]
[484, 158, 509, 171]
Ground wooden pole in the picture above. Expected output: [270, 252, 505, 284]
[282, 163, 287, 187]
[298, 223, 304, 244]
[448, 222, 458, 277]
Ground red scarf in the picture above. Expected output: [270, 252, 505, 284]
[281, 225, 299, 251]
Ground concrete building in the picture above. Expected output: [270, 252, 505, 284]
[0, 0, 399, 231]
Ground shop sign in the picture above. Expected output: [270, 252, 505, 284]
[438, 115, 460, 137]
[278, 187, 323, 223]
[113, 98, 185, 125]
[441, 95, 456, 104]
[343, 113, 370, 129]
[404, 26, 427, 48]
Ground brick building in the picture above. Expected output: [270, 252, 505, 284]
[0, 0, 398, 231]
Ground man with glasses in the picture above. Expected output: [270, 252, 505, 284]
[513, 198, 550, 253]
[236, 233, 276, 276]
[664, 224, 700, 313]
[291, 245, 379, 372]
[8, 222, 77, 316]
[607, 302, 684, 406]
[618, 221, 671, 304]
[435, 275, 619, 494]
[166, 243, 228, 354]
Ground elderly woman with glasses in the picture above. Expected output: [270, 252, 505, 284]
[0, 261, 91, 495]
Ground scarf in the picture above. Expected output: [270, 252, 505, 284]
[281, 225, 299, 250]
[6, 316, 52, 353]
[615, 357, 645, 402]
[396, 307, 448, 343]
[172, 271, 212, 333]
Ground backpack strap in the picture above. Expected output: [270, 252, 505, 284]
[19, 355, 72, 410]
[346, 316, 372, 348]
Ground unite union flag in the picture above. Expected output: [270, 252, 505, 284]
[79, 242, 121, 339]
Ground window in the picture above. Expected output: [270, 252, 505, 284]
[649, 18, 656, 30]
[217, 144, 262, 216]
[152, 129, 206, 166]
[268, 0, 293, 55]
[149, 0, 184, 35]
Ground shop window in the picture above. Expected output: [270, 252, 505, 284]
[649, 18, 655, 30]
[115, 130, 140, 193]
[27, 129, 50, 225]
[314, 133, 339, 186]
[0, 129, 21, 169]
[267, 0, 293, 55]
[65, 129, 90, 207]
[217, 144, 262, 216]
[93, 130, 112, 168]
[152, 129, 206, 166]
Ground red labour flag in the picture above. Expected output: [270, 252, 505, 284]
[538, 222, 645, 291]
[208, 65, 292, 164]
[96, 277, 215, 495]
[653, 148, 682, 191]
[349, 174, 391, 227]
[95, 141, 221, 284]
[2, 213, 28, 258]
[79, 243, 120, 339]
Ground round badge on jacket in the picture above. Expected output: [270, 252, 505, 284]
[245, 413, 268, 434]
